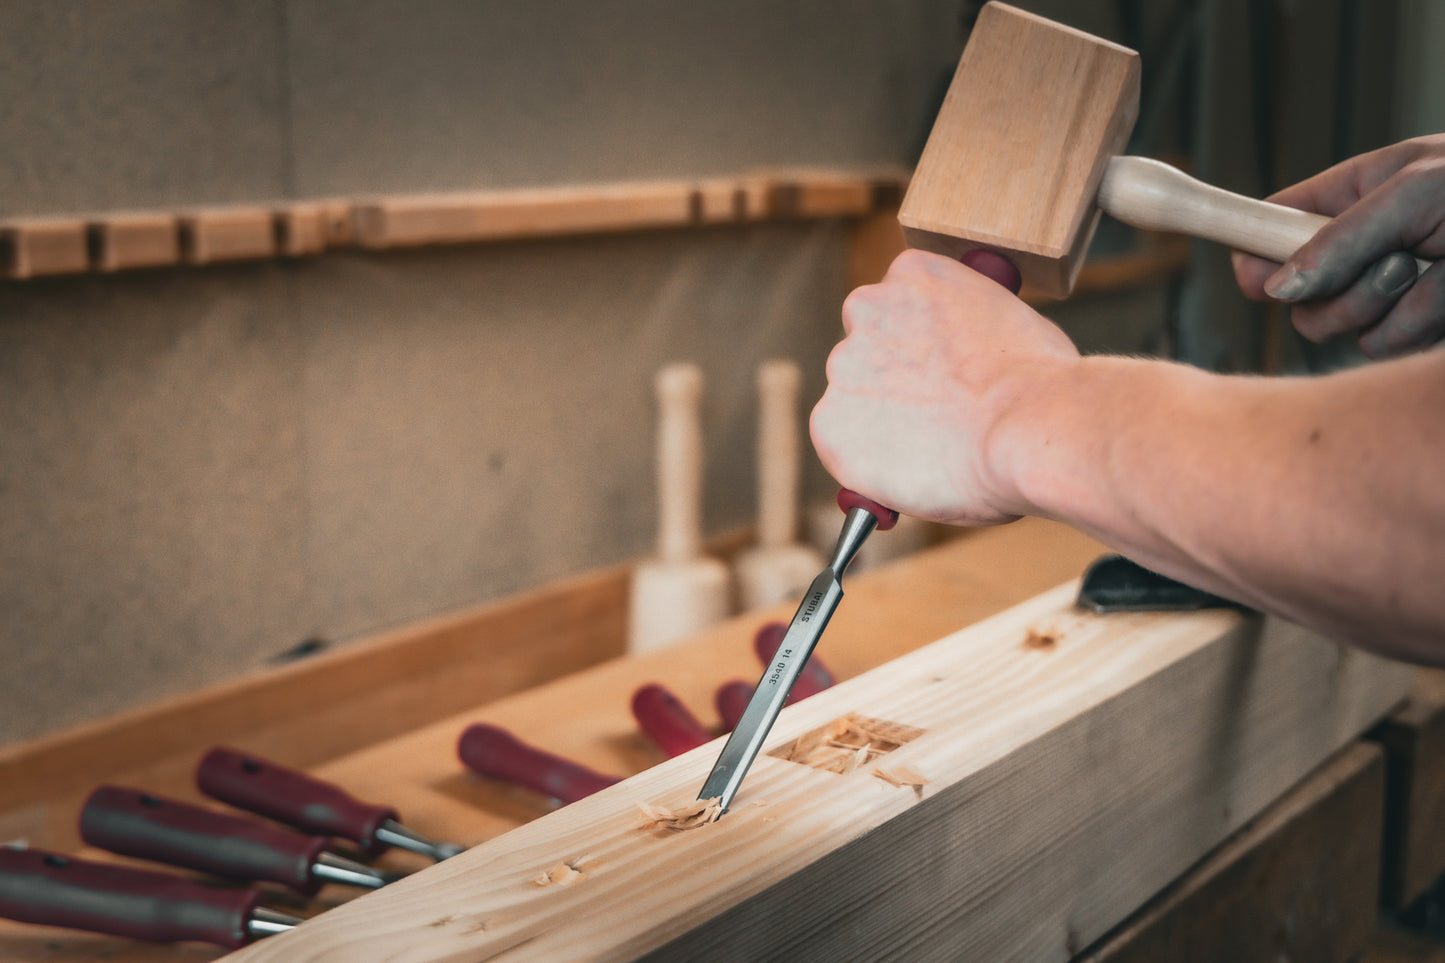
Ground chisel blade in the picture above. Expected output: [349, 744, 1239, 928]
[696, 569, 842, 812]
[697, 493, 895, 814]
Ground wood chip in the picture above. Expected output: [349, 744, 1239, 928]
[638, 797, 723, 832]
[873, 766, 929, 790]
[772, 713, 926, 773]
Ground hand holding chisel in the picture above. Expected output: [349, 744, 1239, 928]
[197, 746, 464, 861]
[0, 846, 302, 948]
[80, 786, 401, 894]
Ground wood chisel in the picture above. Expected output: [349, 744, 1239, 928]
[752, 619, 835, 701]
[457, 723, 621, 805]
[714, 680, 752, 732]
[79, 786, 402, 893]
[0, 846, 302, 948]
[697, 489, 897, 813]
[631, 683, 714, 757]
[196, 746, 465, 861]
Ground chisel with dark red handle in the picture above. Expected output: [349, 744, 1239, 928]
[697, 490, 897, 813]
[631, 683, 714, 757]
[79, 785, 400, 894]
[458, 723, 620, 805]
[0, 847, 301, 948]
[196, 746, 464, 861]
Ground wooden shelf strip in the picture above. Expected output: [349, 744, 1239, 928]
[0, 168, 910, 280]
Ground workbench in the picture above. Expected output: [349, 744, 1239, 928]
[2, 518, 1442, 960]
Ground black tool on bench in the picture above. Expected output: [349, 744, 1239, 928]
[1077, 554, 1252, 613]
[80, 785, 403, 894]
[0, 846, 302, 948]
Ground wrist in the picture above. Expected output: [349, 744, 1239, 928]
[984, 354, 1145, 524]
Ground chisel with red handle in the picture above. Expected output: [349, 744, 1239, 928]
[630, 683, 714, 757]
[715, 680, 752, 732]
[196, 746, 464, 861]
[79, 786, 400, 894]
[0, 847, 302, 948]
[697, 489, 897, 813]
[458, 723, 620, 805]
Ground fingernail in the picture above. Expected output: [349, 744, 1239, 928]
[1371, 252, 1418, 298]
[1266, 267, 1309, 301]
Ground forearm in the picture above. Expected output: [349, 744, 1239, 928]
[1000, 351, 1445, 662]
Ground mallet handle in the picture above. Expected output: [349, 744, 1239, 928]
[1098, 155, 1430, 273]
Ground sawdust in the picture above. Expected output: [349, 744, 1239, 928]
[1024, 612, 1091, 651]
[637, 797, 723, 832]
[771, 713, 925, 773]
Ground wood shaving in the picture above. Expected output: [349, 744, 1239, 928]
[771, 713, 925, 773]
[637, 797, 723, 832]
[873, 766, 929, 790]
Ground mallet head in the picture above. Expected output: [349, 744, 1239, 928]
[899, 2, 1140, 298]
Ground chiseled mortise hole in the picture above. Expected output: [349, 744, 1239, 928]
[768, 713, 926, 774]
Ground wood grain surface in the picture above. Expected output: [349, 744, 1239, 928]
[224, 580, 1413, 960]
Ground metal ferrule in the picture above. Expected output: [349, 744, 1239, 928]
[375, 819, 466, 862]
[311, 851, 395, 890]
[246, 906, 304, 939]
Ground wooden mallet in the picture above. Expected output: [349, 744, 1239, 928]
[734, 358, 825, 611]
[627, 362, 732, 653]
[900, 1, 1409, 299]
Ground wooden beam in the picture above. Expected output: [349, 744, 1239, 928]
[1370, 668, 1445, 908]
[1077, 742, 1384, 963]
[224, 591, 1413, 961]
[353, 182, 697, 250]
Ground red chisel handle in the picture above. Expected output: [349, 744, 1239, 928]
[457, 723, 620, 805]
[753, 620, 836, 701]
[958, 248, 1024, 294]
[80, 785, 331, 894]
[0, 847, 294, 948]
[196, 747, 397, 854]
[836, 489, 899, 530]
[715, 680, 752, 732]
[631, 684, 713, 757]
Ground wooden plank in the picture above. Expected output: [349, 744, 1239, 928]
[180, 207, 277, 264]
[224, 594, 1413, 961]
[275, 203, 332, 257]
[1371, 668, 1445, 908]
[0, 561, 634, 855]
[353, 182, 697, 250]
[90, 212, 181, 272]
[1076, 742, 1384, 963]
[766, 169, 879, 218]
[0, 218, 89, 278]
